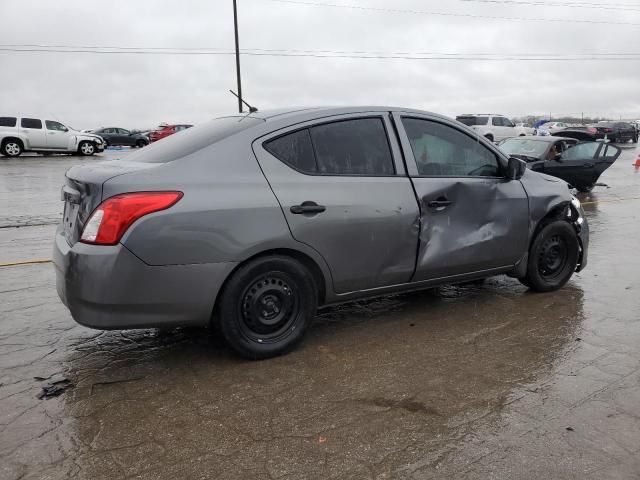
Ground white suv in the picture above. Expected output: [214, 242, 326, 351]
[0, 116, 105, 157]
[455, 114, 522, 142]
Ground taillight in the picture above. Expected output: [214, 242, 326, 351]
[80, 191, 183, 245]
[588, 127, 597, 133]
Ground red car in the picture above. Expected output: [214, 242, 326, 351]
[148, 124, 193, 143]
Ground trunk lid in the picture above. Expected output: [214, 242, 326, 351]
[61, 161, 158, 245]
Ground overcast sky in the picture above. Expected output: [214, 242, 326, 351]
[1, 0, 639, 129]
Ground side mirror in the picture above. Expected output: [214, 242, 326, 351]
[506, 157, 527, 180]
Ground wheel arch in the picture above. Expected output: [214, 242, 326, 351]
[1, 136, 25, 149]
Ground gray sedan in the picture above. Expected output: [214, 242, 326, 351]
[54, 107, 588, 359]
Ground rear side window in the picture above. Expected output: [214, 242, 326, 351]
[0, 117, 17, 127]
[264, 117, 395, 176]
[264, 129, 317, 173]
[21, 118, 42, 129]
[310, 118, 394, 175]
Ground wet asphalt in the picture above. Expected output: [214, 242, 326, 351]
[1, 147, 639, 479]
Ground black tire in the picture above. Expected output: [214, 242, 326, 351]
[577, 185, 594, 193]
[216, 255, 317, 359]
[2, 139, 23, 157]
[485, 134, 494, 142]
[78, 141, 96, 156]
[135, 139, 147, 148]
[519, 221, 579, 292]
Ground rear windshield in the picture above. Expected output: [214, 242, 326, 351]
[456, 116, 488, 126]
[129, 116, 263, 163]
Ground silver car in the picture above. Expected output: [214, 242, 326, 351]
[54, 107, 588, 359]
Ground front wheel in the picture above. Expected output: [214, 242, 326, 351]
[216, 255, 317, 359]
[135, 139, 147, 148]
[78, 141, 96, 156]
[519, 221, 579, 292]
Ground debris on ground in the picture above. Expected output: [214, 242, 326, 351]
[36, 374, 72, 400]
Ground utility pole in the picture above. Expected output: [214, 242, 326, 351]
[233, 0, 243, 113]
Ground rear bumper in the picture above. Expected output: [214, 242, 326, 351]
[53, 227, 237, 329]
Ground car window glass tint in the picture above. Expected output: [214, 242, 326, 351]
[0, 117, 17, 127]
[402, 118, 501, 177]
[45, 120, 66, 131]
[492, 117, 501, 126]
[562, 142, 599, 160]
[309, 118, 395, 175]
[264, 129, 317, 173]
[21, 118, 42, 129]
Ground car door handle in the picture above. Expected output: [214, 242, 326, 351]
[427, 199, 452, 209]
[290, 201, 326, 215]
[583, 162, 594, 168]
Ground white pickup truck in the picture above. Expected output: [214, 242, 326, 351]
[0, 116, 104, 157]
[456, 114, 529, 142]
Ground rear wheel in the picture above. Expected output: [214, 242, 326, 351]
[2, 139, 22, 157]
[78, 141, 95, 156]
[216, 255, 317, 359]
[135, 139, 147, 148]
[519, 221, 579, 292]
[485, 134, 494, 142]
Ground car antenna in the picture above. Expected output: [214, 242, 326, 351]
[229, 90, 258, 113]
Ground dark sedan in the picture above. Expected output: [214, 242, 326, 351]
[499, 136, 621, 192]
[93, 128, 149, 148]
[589, 122, 637, 143]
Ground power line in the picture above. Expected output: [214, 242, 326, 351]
[457, 0, 640, 12]
[3, 44, 640, 57]
[2, 47, 639, 60]
[272, 0, 640, 26]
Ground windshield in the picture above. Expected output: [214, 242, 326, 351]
[498, 138, 549, 158]
[456, 116, 488, 126]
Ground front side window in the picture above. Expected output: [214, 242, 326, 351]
[0, 117, 17, 127]
[21, 118, 42, 129]
[118, 128, 130, 135]
[402, 118, 501, 177]
[492, 117, 502, 126]
[45, 120, 67, 131]
[561, 142, 599, 160]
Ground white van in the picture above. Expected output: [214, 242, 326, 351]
[0, 116, 105, 157]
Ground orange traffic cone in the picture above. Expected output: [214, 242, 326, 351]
[634, 157, 640, 167]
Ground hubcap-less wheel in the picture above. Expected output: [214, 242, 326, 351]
[80, 142, 95, 155]
[5, 142, 21, 156]
[239, 274, 299, 343]
[537, 235, 568, 280]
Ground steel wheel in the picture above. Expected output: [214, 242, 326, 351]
[537, 235, 568, 281]
[238, 273, 300, 343]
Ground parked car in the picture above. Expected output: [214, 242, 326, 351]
[551, 127, 598, 142]
[588, 122, 637, 143]
[0, 116, 104, 157]
[514, 123, 536, 136]
[93, 127, 149, 148]
[148, 124, 193, 143]
[455, 114, 519, 142]
[54, 107, 588, 359]
[537, 122, 569, 136]
[498, 136, 620, 192]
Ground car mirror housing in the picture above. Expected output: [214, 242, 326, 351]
[506, 157, 526, 180]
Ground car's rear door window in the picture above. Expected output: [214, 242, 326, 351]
[264, 117, 395, 176]
[562, 142, 599, 160]
[402, 117, 501, 177]
[21, 118, 42, 129]
[309, 118, 395, 175]
[0, 117, 17, 127]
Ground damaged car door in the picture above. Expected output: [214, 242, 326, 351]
[542, 142, 621, 192]
[394, 113, 529, 281]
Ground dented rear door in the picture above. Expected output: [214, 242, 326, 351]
[394, 113, 529, 280]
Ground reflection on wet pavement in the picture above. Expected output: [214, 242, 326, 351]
[1, 148, 639, 479]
